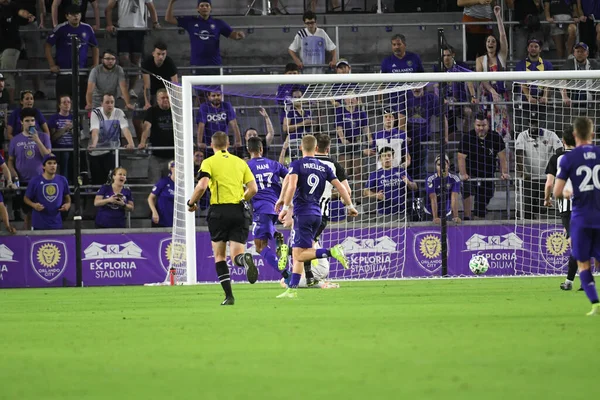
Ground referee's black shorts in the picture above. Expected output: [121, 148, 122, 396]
[561, 212, 572, 239]
[207, 203, 251, 243]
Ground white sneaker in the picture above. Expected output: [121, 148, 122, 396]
[129, 89, 138, 98]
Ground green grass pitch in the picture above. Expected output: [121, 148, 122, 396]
[1, 278, 599, 400]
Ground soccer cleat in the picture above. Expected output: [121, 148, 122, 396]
[330, 245, 349, 269]
[278, 244, 290, 270]
[560, 281, 573, 291]
[276, 288, 298, 299]
[221, 297, 235, 306]
[586, 303, 600, 316]
[241, 253, 259, 284]
[306, 277, 319, 287]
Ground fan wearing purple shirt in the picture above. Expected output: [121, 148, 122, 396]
[282, 86, 314, 160]
[165, 0, 245, 76]
[24, 154, 71, 230]
[380, 33, 424, 131]
[7, 91, 50, 141]
[8, 107, 52, 229]
[275, 135, 357, 298]
[148, 160, 176, 227]
[276, 63, 301, 126]
[45, 4, 98, 107]
[405, 88, 448, 181]
[93, 167, 134, 229]
[554, 117, 600, 315]
[0, 154, 16, 234]
[335, 93, 370, 183]
[368, 109, 411, 169]
[47, 94, 74, 181]
[364, 146, 418, 224]
[196, 91, 242, 157]
[424, 154, 461, 224]
[246, 137, 290, 281]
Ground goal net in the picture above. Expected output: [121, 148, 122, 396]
[513, 77, 599, 276]
[161, 70, 600, 282]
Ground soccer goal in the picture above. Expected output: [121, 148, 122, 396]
[161, 70, 600, 282]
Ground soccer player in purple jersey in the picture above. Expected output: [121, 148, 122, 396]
[554, 117, 600, 315]
[246, 137, 291, 281]
[275, 135, 358, 299]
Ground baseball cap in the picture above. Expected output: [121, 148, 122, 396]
[198, 0, 211, 5]
[527, 38, 542, 47]
[336, 59, 351, 68]
[65, 4, 81, 14]
[435, 154, 450, 164]
[382, 107, 395, 115]
[42, 154, 58, 166]
[574, 42, 589, 51]
[0, 73, 5, 81]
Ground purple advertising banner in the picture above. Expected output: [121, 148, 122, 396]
[0, 224, 570, 288]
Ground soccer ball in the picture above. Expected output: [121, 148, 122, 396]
[469, 255, 489, 275]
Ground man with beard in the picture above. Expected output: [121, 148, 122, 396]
[86, 50, 133, 110]
[141, 41, 178, 110]
[24, 154, 70, 230]
[45, 4, 98, 107]
[196, 91, 241, 157]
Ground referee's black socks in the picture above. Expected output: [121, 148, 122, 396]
[216, 261, 233, 298]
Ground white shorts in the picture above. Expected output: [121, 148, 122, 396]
[298, 257, 330, 287]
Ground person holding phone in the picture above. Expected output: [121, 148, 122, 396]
[93, 167, 134, 228]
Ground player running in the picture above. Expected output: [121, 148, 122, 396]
[246, 137, 291, 281]
[554, 117, 600, 315]
[275, 135, 358, 298]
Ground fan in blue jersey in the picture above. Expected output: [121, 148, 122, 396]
[246, 137, 290, 281]
[275, 135, 358, 298]
[554, 117, 600, 316]
[424, 155, 462, 224]
[196, 91, 242, 156]
[364, 147, 418, 223]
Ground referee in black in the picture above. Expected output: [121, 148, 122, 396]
[188, 131, 259, 305]
[544, 126, 579, 291]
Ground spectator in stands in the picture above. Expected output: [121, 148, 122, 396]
[515, 38, 553, 133]
[457, 0, 493, 60]
[0, 190, 15, 233]
[147, 160, 175, 227]
[515, 112, 562, 220]
[544, 0, 578, 59]
[458, 113, 509, 220]
[507, 0, 545, 60]
[0, 152, 16, 233]
[0, 74, 10, 150]
[45, 4, 98, 109]
[364, 146, 418, 223]
[47, 94, 74, 180]
[93, 166, 133, 229]
[335, 92, 370, 182]
[368, 108, 410, 169]
[88, 93, 135, 185]
[141, 41, 178, 110]
[241, 107, 275, 160]
[86, 50, 133, 110]
[0, 2, 35, 103]
[276, 63, 301, 128]
[7, 107, 52, 228]
[560, 42, 600, 125]
[405, 87, 447, 181]
[330, 59, 356, 108]
[476, 6, 511, 141]
[7, 91, 50, 141]
[24, 154, 70, 230]
[336, 58, 351, 74]
[105, 0, 160, 99]
[193, 149, 210, 211]
[138, 88, 174, 183]
[282, 86, 314, 159]
[196, 91, 242, 157]
[576, 0, 600, 58]
[165, 0, 245, 76]
[380, 34, 424, 131]
[424, 154, 461, 224]
[434, 44, 478, 139]
[288, 11, 337, 74]
[52, 0, 100, 30]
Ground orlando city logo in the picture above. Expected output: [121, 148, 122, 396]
[159, 238, 186, 273]
[413, 231, 443, 274]
[30, 240, 68, 283]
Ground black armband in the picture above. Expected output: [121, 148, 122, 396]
[198, 171, 210, 179]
